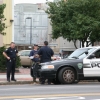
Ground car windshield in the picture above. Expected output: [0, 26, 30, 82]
[68, 48, 96, 59]
[18, 50, 31, 56]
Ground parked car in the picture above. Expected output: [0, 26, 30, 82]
[18, 50, 61, 67]
[18, 50, 31, 67]
[34, 46, 100, 84]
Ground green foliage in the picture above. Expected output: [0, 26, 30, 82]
[16, 56, 21, 68]
[0, 46, 21, 71]
[0, 46, 6, 71]
[46, 0, 100, 47]
[0, 4, 6, 35]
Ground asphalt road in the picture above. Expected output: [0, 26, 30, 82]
[0, 82, 100, 100]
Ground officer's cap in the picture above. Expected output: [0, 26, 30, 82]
[34, 44, 38, 46]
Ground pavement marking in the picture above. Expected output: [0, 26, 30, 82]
[92, 99, 100, 100]
[14, 96, 85, 100]
[0, 93, 100, 99]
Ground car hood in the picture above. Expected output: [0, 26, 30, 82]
[40, 58, 82, 65]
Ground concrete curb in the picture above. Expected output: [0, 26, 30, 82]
[0, 80, 98, 85]
[0, 81, 36, 85]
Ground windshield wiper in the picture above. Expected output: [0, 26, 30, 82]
[71, 56, 79, 59]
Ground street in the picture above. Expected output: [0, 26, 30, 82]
[0, 82, 100, 100]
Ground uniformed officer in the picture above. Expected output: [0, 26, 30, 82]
[3, 42, 18, 82]
[29, 44, 40, 83]
[38, 41, 54, 84]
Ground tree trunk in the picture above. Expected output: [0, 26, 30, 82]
[87, 41, 92, 47]
[81, 40, 85, 47]
[92, 42, 94, 46]
[73, 40, 77, 49]
[86, 41, 88, 47]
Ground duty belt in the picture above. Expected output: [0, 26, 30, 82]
[11, 58, 16, 60]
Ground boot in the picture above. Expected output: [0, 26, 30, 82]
[33, 77, 36, 82]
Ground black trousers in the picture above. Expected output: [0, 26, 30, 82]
[32, 62, 39, 79]
[6, 59, 16, 80]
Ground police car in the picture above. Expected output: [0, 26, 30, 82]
[37, 46, 100, 84]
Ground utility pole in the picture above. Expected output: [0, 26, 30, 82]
[26, 17, 32, 46]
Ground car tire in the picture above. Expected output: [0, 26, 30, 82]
[58, 67, 75, 84]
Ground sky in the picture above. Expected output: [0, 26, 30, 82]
[14, 0, 54, 5]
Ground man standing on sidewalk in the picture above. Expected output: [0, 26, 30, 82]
[3, 42, 18, 82]
[29, 44, 40, 83]
[38, 41, 54, 84]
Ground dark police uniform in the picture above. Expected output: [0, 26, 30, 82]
[29, 50, 40, 81]
[38, 46, 54, 63]
[38, 46, 54, 84]
[4, 47, 18, 81]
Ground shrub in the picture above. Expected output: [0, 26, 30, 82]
[0, 46, 6, 71]
[16, 55, 21, 68]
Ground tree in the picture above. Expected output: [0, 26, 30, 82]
[46, 0, 100, 47]
[0, 4, 6, 35]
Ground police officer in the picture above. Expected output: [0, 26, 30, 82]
[3, 42, 18, 82]
[38, 41, 54, 84]
[29, 44, 40, 83]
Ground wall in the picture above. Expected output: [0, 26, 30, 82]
[14, 4, 48, 46]
[0, 35, 3, 47]
[3, 0, 13, 46]
[0, 0, 3, 47]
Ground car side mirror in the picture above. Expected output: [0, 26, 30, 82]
[89, 54, 95, 59]
[85, 51, 88, 55]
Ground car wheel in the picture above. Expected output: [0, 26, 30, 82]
[58, 67, 75, 84]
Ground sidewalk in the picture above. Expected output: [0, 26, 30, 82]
[0, 68, 37, 85]
[0, 68, 98, 85]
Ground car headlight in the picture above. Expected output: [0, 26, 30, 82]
[41, 65, 54, 70]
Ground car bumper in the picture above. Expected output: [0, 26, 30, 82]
[37, 69, 56, 79]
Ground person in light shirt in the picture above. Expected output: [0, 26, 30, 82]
[29, 44, 40, 83]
